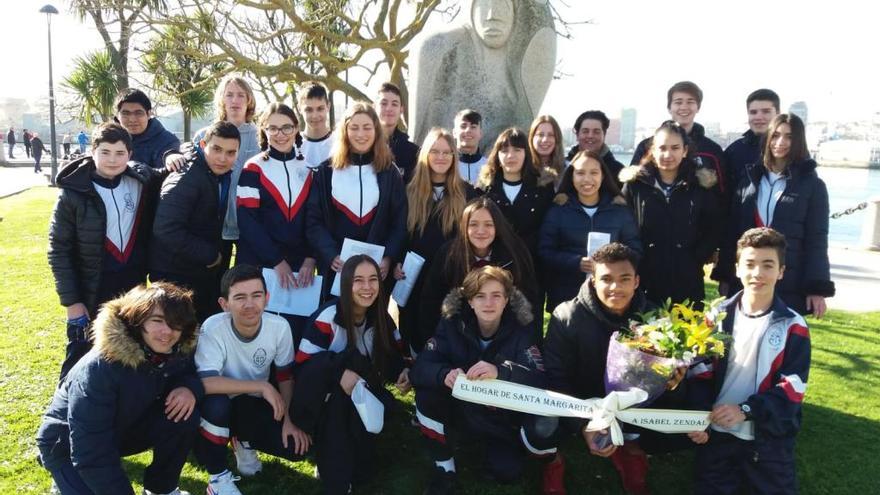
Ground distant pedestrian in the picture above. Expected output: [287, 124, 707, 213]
[5, 127, 15, 158]
[31, 133, 47, 173]
[23, 129, 32, 158]
[77, 130, 88, 154]
[62, 132, 71, 157]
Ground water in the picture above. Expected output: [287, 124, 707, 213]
[615, 153, 880, 246]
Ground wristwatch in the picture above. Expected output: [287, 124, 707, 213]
[739, 403, 753, 420]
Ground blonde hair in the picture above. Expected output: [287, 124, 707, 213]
[214, 75, 256, 123]
[461, 265, 514, 301]
[329, 102, 393, 172]
[527, 115, 565, 176]
[406, 128, 468, 237]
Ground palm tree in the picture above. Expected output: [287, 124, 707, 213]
[142, 14, 225, 140]
[63, 50, 119, 127]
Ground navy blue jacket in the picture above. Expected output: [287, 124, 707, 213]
[130, 118, 181, 170]
[538, 192, 642, 311]
[724, 129, 762, 191]
[412, 287, 544, 389]
[150, 150, 229, 275]
[305, 156, 408, 271]
[235, 147, 314, 269]
[389, 128, 420, 184]
[686, 292, 811, 445]
[36, 298, 203, 494]
[716, 159, 835, 313]
[622, 162, 722, 306]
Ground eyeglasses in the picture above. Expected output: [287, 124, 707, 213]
[428, 149, 454, 158]
[265, 125, 297, 136]
[119, 110, 147, 118]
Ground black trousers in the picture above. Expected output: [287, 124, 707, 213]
[43, 402, 199, 494]
[694, 432, 798, 495]
[195, 394, 305, 475]
[414, 385, 556, 482]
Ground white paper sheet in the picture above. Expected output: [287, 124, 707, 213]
[330, 238, 386, 297]
[587, 232, 612, 257]
[390, 251, 426, 308]
[262, 269, 323, 317]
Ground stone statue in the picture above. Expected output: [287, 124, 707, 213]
[409, 0, 556, 150]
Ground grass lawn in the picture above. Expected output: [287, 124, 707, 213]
[1, 186, 878, 494]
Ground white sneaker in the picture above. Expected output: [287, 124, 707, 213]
[232, 437, 263, 476]
[206, 471, 242, 495]
[143, 489, 191, 495]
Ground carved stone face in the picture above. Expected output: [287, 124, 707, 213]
[472, 0, 515, 49]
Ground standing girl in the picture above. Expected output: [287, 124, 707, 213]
[236, 102, 316, 345]
[419, 198, 539, 344]
[622, 121, 721, 307]
[393, 128, 477, 352]
[528, 115, 566, 189]
[306, 102, 407, 296]
[717, 113, 834, 316]
[539, 151, 642, 311]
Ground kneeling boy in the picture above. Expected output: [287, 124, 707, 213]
[688, 227, 810, 495]
[194, 265, 311, 495]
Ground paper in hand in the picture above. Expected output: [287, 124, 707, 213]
[263, 268, 323, 317]
[330, 238, 386, 297]
[587, 232, 611, 258]
[391, 251, 426, 307]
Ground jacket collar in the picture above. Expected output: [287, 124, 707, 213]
[56, 156, 150, 194]
[719, 291, 793, 335]
[577, 278, 648, 330]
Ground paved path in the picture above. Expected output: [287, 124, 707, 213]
[827, 245, 880, 313]
[0, 164, 53, 198]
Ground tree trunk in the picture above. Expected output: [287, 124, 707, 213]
[183, 111, 192, 142]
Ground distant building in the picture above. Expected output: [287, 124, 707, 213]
[606, 119, 621, 146]
[790, 101, 809, 125]
[621, 108, 637, 150]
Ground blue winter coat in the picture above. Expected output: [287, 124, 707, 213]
[538, 192, 642, 311]
[411, 286, 544, 390]
[717, 159, 835, 313]
[36, 297, 203, 494]
[130, 118, 181, 170]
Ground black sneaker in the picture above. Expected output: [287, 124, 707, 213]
[423, 467, 456, 495]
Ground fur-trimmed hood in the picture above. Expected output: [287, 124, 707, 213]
[441, 286, 533, 326]
[619, 162, 717, 190]
[91, 298, 198, 369]
[476, 165, 558, 190]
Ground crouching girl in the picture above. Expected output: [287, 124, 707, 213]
[292, 255, 411, 494]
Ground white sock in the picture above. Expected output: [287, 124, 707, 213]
[209, 470, 229, 482]
[435, 458, 456, 473]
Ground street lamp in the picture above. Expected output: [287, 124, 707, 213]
[40, 4, 59, 185]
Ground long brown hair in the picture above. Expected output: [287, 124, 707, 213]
[214, 74, 257, 123]
[479, 127, 539, 188]
[330, 102, 394, 172]
[445, 197, 534, 288]
[406, 128, 468, 237]
[558, 150, 621, 199]
[527, 115, 565, 176]
[762, 113, 810, 170]
[336, 255, 393, 377]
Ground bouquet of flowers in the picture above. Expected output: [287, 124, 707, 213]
[605, 298, 728, 404]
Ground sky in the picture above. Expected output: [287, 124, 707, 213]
[2, 0, 878, 133]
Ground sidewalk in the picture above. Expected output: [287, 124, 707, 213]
[0, 164, 53, 198]
[828, 245, 880, 312]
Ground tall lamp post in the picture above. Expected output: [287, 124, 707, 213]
[40, 4, 59, 185]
